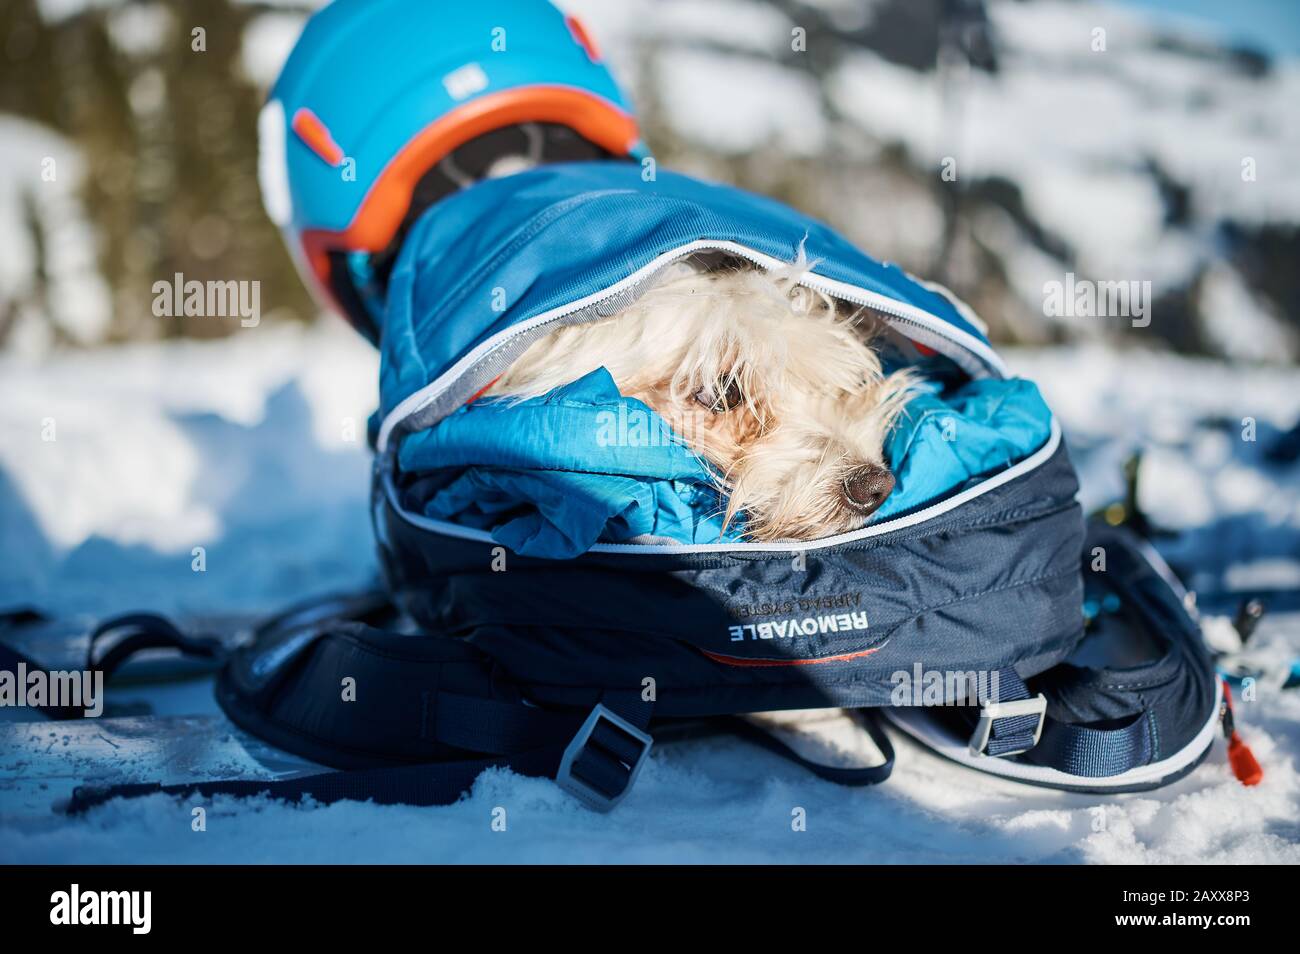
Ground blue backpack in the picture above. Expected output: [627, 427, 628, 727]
[76, 164, 1228, 812]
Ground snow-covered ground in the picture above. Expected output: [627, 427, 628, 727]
[1, 325, 1297, 863]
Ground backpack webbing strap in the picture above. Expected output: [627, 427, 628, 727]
[0, 609, 223, 720]
[64, 745, 567, 814]
[66, 690, 654, 816]
[973, 667, 1154, 778]
[0, 641, 90, 720]
[87, 613, 224, 682]
[726, 710, 894, 787]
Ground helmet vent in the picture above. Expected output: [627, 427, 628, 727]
[291, 108, 344, 166]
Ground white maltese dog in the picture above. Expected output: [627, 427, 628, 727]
[489, 262, 916, 541]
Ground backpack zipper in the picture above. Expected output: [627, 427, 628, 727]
[381, 417, 1063, 554]
[376, 239, 1006, 451]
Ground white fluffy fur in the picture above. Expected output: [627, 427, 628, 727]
[489, 263, 915, 540]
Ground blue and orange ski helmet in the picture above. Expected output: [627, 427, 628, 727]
[259, 0, 643, 341]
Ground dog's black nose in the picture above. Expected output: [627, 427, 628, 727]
[843, 465, 895, 516]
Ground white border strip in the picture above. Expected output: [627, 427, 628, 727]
[376, 239, 1008, 451]
[384, 418, 1062, 555]
[880, 676, 1221, 791]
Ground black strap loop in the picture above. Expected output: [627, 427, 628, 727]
[87, 613, 223, 683]
[728, 709, 895, 787]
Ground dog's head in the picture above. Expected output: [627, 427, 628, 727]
[491, 263, 916, 541]
[608, 267, 916, 540]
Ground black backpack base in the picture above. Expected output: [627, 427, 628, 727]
[53, 517, 1231, 814]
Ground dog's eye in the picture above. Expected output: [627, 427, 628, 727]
[695, 379, 743, 413]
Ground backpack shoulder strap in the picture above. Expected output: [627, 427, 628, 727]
[883, 522, 1236, 793]
[68, 692, 654, 815]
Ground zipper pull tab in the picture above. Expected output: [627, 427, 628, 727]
[1221, 680, 1263, 787]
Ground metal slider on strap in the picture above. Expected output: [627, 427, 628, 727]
[969, 694, 1047, 758]
[556, 704, 653, 812]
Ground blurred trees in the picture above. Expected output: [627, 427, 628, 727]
[0, 0, 313, 344]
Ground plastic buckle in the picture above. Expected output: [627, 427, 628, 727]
[969, 694, 1048, 758]
[557, 704, 653, 812]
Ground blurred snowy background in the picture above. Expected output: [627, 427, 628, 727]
[2, 0, 1299, 863]
[1, 0, 1298, 358]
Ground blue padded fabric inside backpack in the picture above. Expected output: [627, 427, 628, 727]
[397, 369, 1052, 558]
